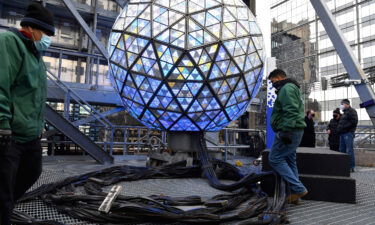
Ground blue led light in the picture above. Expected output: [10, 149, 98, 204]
[108, 0, 265, 131]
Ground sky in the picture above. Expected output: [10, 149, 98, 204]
[255, 1, 271, 58]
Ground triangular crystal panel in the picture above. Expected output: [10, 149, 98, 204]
[223, 7, 236, 23]
[209, 64, 224, 79]
[215, 46, 230, 61]
[190, 48, 203, 64]
[210, 80, 223, 93]
[206, 98, 220, 110]
[188, 100, 204, 112]
[188, 0, 205, 13]
[139, 90, 153, 104]
[191, 12, 205, 27]
[206, 23, 221, 39]
[205, 0, 221, 8]
[142, 79, 158, 96]
[198, 85, 213, 98]
[131, 58, 146, 73]
[199, 62, 212, 78]
[167, 99, 182, 111]
[170, 0, 187, 13]
[177, 97, 193, 110]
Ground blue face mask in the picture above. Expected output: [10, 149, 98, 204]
[34, 34, 51, 52]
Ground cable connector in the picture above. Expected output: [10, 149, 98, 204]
[98, 185, 122, 213]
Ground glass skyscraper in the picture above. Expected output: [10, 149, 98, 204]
[271, 0, 375, 125]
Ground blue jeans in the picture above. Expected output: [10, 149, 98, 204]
[269, 130, 306, 194]
[340, 132, 355, 170]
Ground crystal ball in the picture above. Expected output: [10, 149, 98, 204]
[108, 0, 265, 131]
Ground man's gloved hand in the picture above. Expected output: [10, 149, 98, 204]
[278, 131, 292, 145]
[0, 129, 12, 149]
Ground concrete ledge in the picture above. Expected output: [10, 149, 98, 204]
[261, 174, 356, 204]
[356, 149, 375, 167]
[262, 148, 350, 177]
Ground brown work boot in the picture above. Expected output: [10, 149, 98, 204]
[287, 190, 308, 204]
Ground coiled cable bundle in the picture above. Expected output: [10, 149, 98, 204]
[196, 132, 288, 224]
[13, 132, 288, 224]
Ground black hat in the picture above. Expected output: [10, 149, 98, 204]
[341, 99, 350, 105]
[268, 69, 287, 79]
[20, 1, 55, 36]
[333, 108, 341, 114]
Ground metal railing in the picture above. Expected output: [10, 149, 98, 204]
[46, 69, 115, 154]
[315, 125, 375, 150]
[43, 124, 167, 156]
[106, 125, 167, 155]
[316, 131, 375, 150]
[42, 125, 266, 159]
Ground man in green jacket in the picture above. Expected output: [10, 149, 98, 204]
[268, 69, 308, 204]
[0, 2, 54, 224]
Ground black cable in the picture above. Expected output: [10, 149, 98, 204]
[196, 132, 288, 224]
[196, 132, 273, 191]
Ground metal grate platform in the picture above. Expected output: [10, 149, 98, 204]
[14, 156, 375, 225]
[15, 169, 92, 225]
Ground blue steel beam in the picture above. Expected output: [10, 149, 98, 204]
[310, 0, 375, 127]
[61, 0, 109, 60]
[71, 107, 125, 127]
[47, 81, 121, 106]
[44, 104, 114, 164]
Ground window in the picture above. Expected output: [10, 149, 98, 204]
[61, 23, 72, 39]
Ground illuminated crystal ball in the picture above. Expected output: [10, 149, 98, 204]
[108, 0, 265, 131]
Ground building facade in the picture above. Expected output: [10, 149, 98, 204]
[271, 0, 375, 125]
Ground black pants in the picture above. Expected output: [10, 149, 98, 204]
[0, 138, 42, 225]
[329, 144, 340, 151]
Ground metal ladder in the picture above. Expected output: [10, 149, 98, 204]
[45, 70, 114, 164]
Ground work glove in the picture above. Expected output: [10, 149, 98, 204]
[278, 131, 292, 145]
[0, 129, 12, 149]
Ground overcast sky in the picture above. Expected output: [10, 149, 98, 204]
[256, 1, 271, 58]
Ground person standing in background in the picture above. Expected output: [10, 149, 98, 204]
[327, 108, 341, 151]
[299, 110, 316, 147]
[337, 99, 358, 172]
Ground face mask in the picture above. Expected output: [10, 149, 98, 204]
[339, 105, 345, 111]
[34, 34, 51, 52]
[272, 80, 282, 89]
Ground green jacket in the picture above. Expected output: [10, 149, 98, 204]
[0, 28, 47, 143]
[271, 80, 306, 132]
